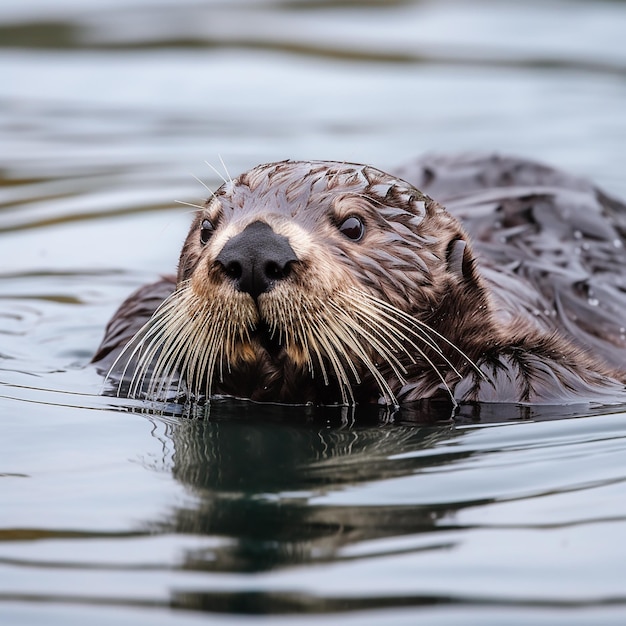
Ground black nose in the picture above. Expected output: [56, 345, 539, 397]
[215, 221, 298, 300]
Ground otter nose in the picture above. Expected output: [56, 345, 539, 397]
[215, 221, 298, 300]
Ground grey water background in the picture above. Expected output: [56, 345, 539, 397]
[2, 0, 626, 623]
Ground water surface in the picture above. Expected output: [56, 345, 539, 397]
[2, 1, 626, 624]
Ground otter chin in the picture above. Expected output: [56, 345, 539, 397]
[93, 156, 626, 407]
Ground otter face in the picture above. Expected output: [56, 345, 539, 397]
[118, 160, 481, 406]
[179, 160, 462, 305]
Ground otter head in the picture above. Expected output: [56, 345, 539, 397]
[128, 160, 489, 406]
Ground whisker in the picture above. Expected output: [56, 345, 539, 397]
[329, 304, 402, 377]
[301, 296, 398, 405]
[105, 291, 183, 396]
[294, 306, 315, 375]
[331, 288, 475, 403]
[204, 314, 228, 396]
[343, 289, 443, 355]
[133, 319, 182, 398]
[190, 172, 217, 199]
[309, 320, 354, 405]
[105, 264, 484, 408]
[205, 159, 229, 185]
[218, 154, 233, 183]
[176, 199, 206, 211]
[150, 312, 198, 399]
[347, 288, 486, 380]
[331, 316, 401, 406]
[412, 317, 487, 380]
[347, 297, 464, 381]
[135, 289, 199, 398]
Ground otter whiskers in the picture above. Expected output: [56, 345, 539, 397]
[345, 289, 486, 378]
[105, 282, 484, 406]
[105, 283, 246, 401]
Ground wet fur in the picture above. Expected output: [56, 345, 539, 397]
[93, 156, 626, 406]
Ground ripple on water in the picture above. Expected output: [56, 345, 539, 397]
[2, 0, 626, 624]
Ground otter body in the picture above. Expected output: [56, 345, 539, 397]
[93, 155, 626, 406]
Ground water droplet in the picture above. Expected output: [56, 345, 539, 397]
[613, 239, 623, 249]
[573, 230, 583, 240]
[588, 297, 599, 306]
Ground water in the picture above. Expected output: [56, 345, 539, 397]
[2, 0, 626, 623]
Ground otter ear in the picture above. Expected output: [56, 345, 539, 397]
[446, 238, 468, 281]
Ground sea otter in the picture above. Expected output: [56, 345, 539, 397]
[93, 154, 626, 407]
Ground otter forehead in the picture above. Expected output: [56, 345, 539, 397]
[210, 160, 431, 225]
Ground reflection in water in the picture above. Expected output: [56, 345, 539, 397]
[146, 404, 483, 613]
[133, 397, 623, 615]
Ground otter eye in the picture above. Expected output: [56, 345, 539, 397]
[339, 216, 365, 241]
[200, 218, 214, 244]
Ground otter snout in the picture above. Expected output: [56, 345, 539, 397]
[215, 220, 298, 300]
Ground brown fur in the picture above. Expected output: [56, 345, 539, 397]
[93, 158, 626, 407]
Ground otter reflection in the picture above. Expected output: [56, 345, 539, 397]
[148, 403, 462, 560]
[140, 403, 472, 613]
[137, 399, 613, 614]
